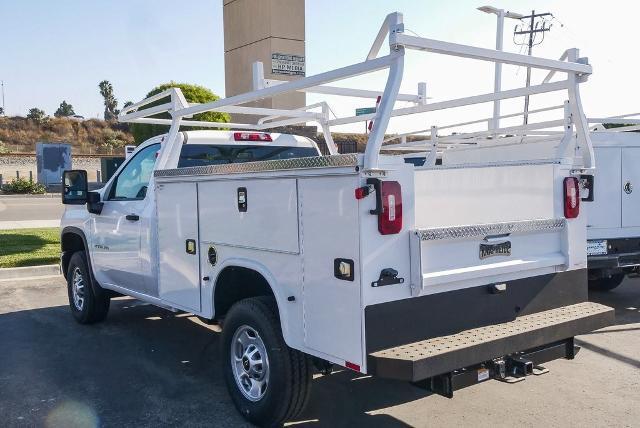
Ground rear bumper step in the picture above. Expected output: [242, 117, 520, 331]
[367, 302, 614, 382]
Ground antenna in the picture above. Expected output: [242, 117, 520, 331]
[514, 10, 552, 124]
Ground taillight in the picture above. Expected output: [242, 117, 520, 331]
[233, 132, 272, 142]
[378, 181, 402, 234]
[564, 177, 580, 218]
[345, 361, 361, 372]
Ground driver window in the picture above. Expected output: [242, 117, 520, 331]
[110, 144, 160, 200]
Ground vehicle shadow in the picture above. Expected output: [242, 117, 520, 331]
[588, 276, 640, 327]
[580, 277, 640, 369]
[0, 298, 426, 427]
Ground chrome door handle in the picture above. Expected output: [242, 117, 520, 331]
[125, 214, 140, 221]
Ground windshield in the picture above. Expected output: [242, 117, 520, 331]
[178, 144, 319, 168]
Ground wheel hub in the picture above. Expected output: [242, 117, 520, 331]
[71, 267, 85, 311]
[242, 356, 250, 371]
[231, 325, 270, 402]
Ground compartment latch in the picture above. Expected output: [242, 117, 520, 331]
[371, 268, 404, 288]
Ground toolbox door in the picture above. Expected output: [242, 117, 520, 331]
[586, 147, 622, 229]
[299, 176, 362, 365]
[156, 181, 201, 312]
[622, 147, 640, 227]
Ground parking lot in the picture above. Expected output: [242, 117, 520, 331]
[1, 275, 638, 427]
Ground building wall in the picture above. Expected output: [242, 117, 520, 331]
[223, 0, 306, 122]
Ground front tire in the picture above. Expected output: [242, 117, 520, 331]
[588, 273, 625, 292]
[221, 297, 311, 427]
[66, 252, 110, 324]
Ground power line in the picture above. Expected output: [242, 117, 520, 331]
[514, 10, 552, 125]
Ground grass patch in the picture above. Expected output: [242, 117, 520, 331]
[0, 228, 59, 268]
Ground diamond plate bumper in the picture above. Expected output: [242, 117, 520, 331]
[367, 302, 614, 382]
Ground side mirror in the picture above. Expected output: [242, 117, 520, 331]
[87, 191, 104, 215]
[62, 170, 88, 205]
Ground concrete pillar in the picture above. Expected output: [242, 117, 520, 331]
[223, 0, 306, 123]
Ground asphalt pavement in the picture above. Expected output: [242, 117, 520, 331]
[0, 195, 63, 229]
[0, 275, 638, 427]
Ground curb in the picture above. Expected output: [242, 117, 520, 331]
[0, 264, 61, 280]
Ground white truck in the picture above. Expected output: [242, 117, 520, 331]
[584, 117, 640, 291]
[60, 13, 613, 427]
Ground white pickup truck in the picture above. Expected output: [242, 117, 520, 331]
[584, 117, 640, 290]
[60, 12, 613, 427]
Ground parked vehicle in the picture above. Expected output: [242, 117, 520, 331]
[584, 117, 640, 291]
[60, 12, 613, 427]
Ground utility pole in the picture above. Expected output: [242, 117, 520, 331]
[0, 81, 4, 116]
[514, 10, 552, 124]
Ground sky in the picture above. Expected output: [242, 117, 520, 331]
[1, 0, 638, 134]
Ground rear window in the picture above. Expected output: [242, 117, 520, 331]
[178, 145, 319, 168]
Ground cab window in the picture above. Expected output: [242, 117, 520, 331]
[109, 144, 160, 200]
[177, 145, 319, 168]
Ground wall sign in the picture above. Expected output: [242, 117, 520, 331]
[272, 53, 305, 76]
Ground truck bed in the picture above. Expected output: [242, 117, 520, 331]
[154, 153, 599, 374]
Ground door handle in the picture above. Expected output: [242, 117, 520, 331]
[126, 214, 140, 221]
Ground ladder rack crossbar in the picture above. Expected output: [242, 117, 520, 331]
[119, 11, 594, 171]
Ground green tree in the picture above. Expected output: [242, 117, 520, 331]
[54, 100, 75, 117]
[99, 80, 118, 121]
[0, 107, 4, 116]
[129, 82, 229, 144]
[101, 129, 129, 152]
[27, 107, 47, 124]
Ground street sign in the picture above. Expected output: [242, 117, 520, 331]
[356, 107, 376, 116]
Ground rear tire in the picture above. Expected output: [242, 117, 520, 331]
[588, 273, 625, 292]
[221, 296, 311, 427]
[66, 252, 110, 324]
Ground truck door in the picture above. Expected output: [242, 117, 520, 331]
[91, 144, 160, 294]
[622, 147, 640, 227]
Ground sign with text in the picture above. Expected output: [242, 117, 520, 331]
[272, 53, 305, 76]
[356, 107, 376, 116]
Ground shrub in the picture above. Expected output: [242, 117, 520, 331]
[1, 177, 46, 194]
[129, 82, 229, 143]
